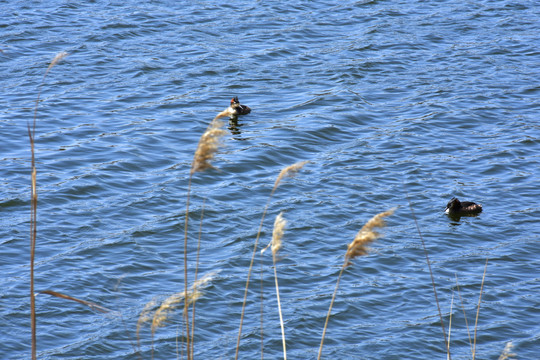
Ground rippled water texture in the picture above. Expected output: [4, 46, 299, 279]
[1, 1, 539, 359]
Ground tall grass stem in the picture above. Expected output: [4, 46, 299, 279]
[235, 161, 307, 360]
[406, 193, 451, 359]
[472, 258, 488, 360]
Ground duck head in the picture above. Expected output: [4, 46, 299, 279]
[445, 197, 460, 214]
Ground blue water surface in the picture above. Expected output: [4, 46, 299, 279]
[1, 1, 539, 359]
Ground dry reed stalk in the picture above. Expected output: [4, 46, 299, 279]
[29, 51, 68, 360]
[137, 297, 158, 351]
[261, 212, 288, 359]
[447, 291, 455, 360]
[318, 208, 394, 360]
[406, 192, 451, 360]
[497, 342, 516, 360]
[472, 258, 488, 360]
[235, 161, 308, 360]
[183, 118, 227, 359]
[39, 290, 112, 313]
[190, 199, 206, 357]
[455, 274, 473, 354]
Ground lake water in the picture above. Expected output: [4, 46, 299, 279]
[1, 1, 539, 359]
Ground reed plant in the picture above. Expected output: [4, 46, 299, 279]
[136, 273, 215, 359]
[261, 212, 288, 359]
[472, 258, 489, 360]
[28, 51, 68, 360]
[183, 117, 227, 359]
[24, 55, 507, 359]
[407, 194, 451, 359]
[235, 161, 308, 360]
[317, 208, 395, 360]
[498, 342, 516, 360]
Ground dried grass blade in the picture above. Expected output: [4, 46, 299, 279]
[137, 297, 158, 351]
[407, 191, 451, 360]
[29, 51, 68, 360]
[472, 258, 489, 360]
[40, 290, 112, 313]
[455, 274, 473, 354]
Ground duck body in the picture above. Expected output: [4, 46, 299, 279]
[227, 96, 251, 119]
[445, 197, 482, 216]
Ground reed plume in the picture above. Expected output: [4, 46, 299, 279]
[138, 273, 215, 360]
[497, 342, 516, 360]
[137, 297, 158, 351]
[261, 212, 286, 256]
[29, 51, 68, 360]
[183, 118, 227, 359]
[191, 119, 227, 174]
[318, 208, 395, 360]
[236, 161, 308, 360]
[273, 161, 309, 192]
[344, 208, 394, 266]
[44, 51, 68, 78]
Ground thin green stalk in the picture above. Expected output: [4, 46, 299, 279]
[455, 274, 473, 354]
[29, 52, 68, 360]
[183, 175, 193, 360]
[472, 258, 488, 360]
[236, 196, 273, 360]
[447, 291, 455, 360]
[260, 252, 265, 360]
[318, 265, 345, 360]
[190, 199, 206, 357]
[407, 194, 451, 359]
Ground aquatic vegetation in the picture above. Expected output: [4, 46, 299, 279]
[25, 56, 503, 360]
[318, 208, 395, 360]
[236, 161, 308, 360]
[28, 51, 68, 360]
[261, 212, 288, 359]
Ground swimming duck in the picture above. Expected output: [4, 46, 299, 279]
[227, 96, 251, 119]
[445, 197, 482, 216]
[214, 96, 251, 122]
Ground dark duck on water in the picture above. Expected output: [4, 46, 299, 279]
[228, 96, 251, 118]
[445, 197, 483, 216]
[213, 96, 251, 122]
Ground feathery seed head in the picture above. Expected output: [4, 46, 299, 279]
[344, 208, 395, 267]
[191, 119, 227, 174]
[45, 52, 68, 77]
[271, 212, 286, 255]
[273, 161, 308, 190]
